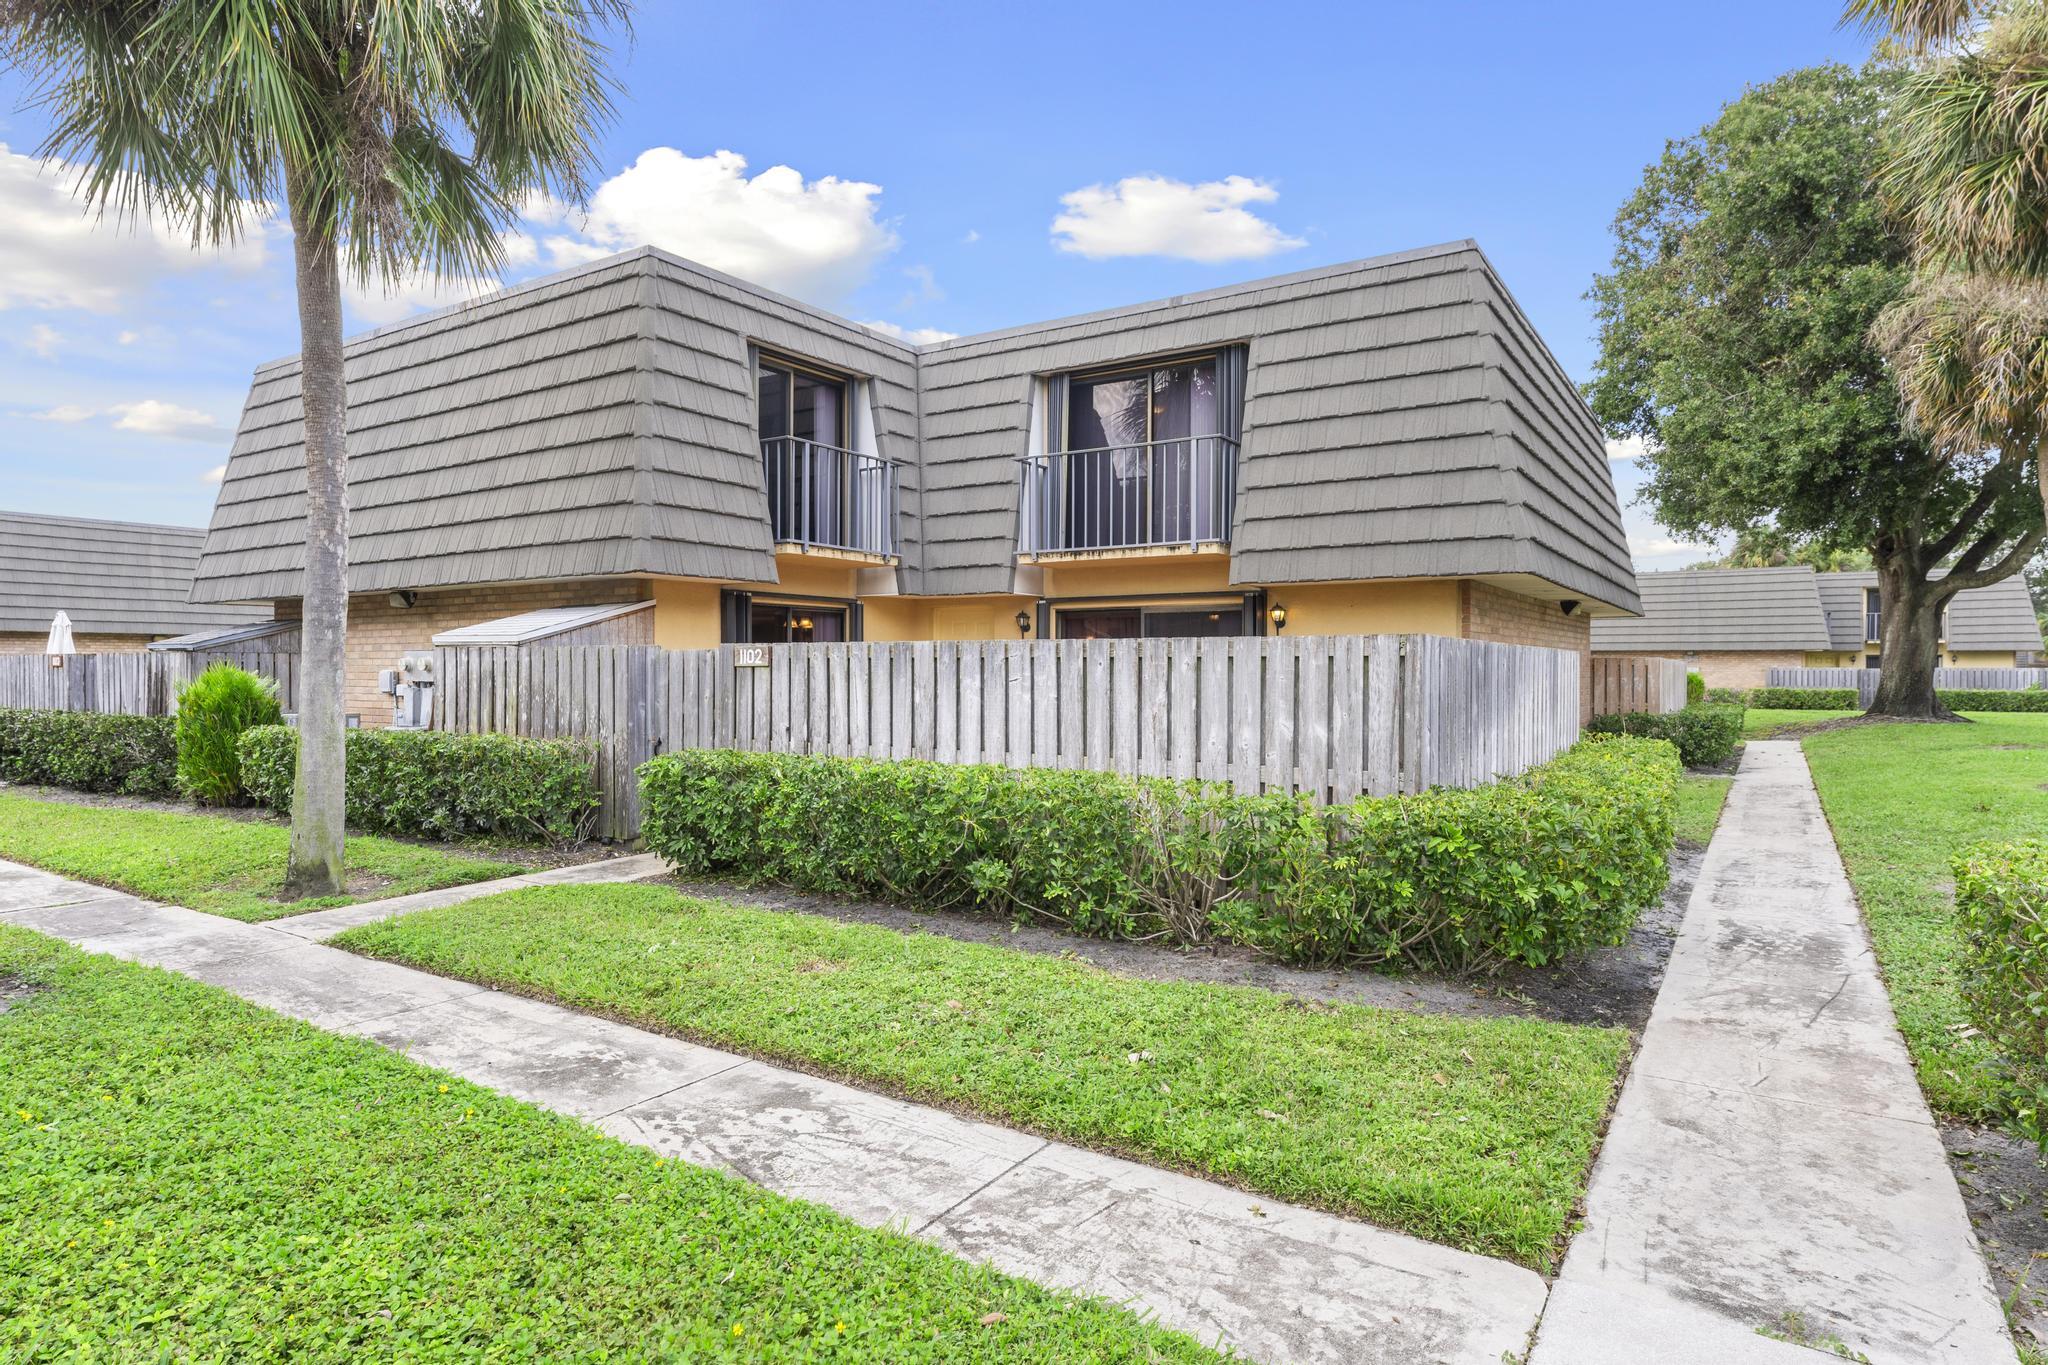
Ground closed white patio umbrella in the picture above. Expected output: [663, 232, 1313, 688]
[44, 609, 75, 666]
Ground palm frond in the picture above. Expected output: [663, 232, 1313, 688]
[1842, 0, 1984, 53]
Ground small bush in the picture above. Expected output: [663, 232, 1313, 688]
[639, 736, 1680, 974]
[1955, 839, 2048, 1145]
[1748, 686, 1860, 710]
[1703, 686, 1747, 705]
[240, 726, 599, 843]
[1686, 671, 1706, 705]
[1940, 688, 2048, 713]
[0, 708, 177, 797]
[173, 664, 283, 804]
[1586, 703, 1744, 768]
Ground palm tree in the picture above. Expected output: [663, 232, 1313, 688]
[2, 1, 627, 895]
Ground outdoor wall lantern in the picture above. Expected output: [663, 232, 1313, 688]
[388, 590, 419, 609]
[1268, 603, 1288, 632]
[1015, 611, 1033, 637]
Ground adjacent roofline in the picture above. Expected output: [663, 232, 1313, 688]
[247, 239, 1490, 375]
[1, 508, 209, 538]
[146, 619, 296, 651]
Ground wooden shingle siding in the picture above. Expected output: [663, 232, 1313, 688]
[193, 240, 1638, 616]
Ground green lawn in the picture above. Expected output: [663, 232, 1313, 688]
[1804, 714, 2048, 1122]
[1676, 774, 1733, 845]
[338, 884, 1630, 1269]
[0, 793, 516, 923]
[0, 926, 1212, 1363]
[1744, 707, 1860, 738]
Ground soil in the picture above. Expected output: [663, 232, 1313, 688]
[0, 973, 45, 1015]
[1945, 1121, 2048, 1355]
[657, 837, 1704, 1032]
[1, 782, 620, 872]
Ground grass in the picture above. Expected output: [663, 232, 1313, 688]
[0, 793, 516, 923]
[1803, 714, 2048, 1122]
[1676, 774, 1733, 845]
[338, 884, 1631, 1269]
[0, 926, 1213, 1362]
[1744, 707, 1861, 738]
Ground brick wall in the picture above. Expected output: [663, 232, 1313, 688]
[1598, 649, 1806, 692]
[0, 631, 158, 655]
[1459, 581, 1595, 718]
[278, 579, 650, 726]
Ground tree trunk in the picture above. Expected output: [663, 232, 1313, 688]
[282, 183, 349, 898]
[1866, 556, 1954, 720]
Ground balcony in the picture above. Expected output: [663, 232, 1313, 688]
[762, 437, 901, 558]
[1017, 435, 1238, 556]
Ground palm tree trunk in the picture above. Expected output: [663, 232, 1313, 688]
[282, 180, 349, 898]
[1866, 555, 1954, 721]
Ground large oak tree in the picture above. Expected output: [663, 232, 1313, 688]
[1586, 63, 2042, 718]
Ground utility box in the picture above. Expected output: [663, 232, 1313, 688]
[379, 652, 436, 729]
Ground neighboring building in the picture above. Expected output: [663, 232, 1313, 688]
[191, 241, 1641, 724]
[0, 510, 258, 654]
[1592, 566, 2045, 688]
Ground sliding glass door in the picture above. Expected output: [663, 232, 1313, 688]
[1060, 355, 1221, 548]
[759, 356, 850, 545]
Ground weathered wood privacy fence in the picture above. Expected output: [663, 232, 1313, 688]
[0, 649, 299, 715]
[1588, 655, 1688, 716]
[1766, 666, 2041, 705]
[435, 634, 1584, 839]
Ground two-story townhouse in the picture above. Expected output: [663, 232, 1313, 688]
[0, 510, 258, 654]
[189, 240, 1641, 723]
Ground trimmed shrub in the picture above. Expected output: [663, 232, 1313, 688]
[639, 736, 1681, 974]
[239, 726, 599, 843]
[1703, 686, 1747, 705]
[173, 663, 283, 804]
[1585, 702, 1744, 768]
[1955, 839, 2048, 1145]
[1940, 688, 2048, 713]
[1686, 671, 1706, 705]
[1748, 686, 1860, 710]
[0, 708, 178, 797]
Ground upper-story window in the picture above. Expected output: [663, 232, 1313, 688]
[1021, 348, 1245, 554]
[756, 352, 899, 557]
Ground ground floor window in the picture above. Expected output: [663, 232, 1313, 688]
[1055, 603, 1246, 640]
[749, 602, 846, 643]
[1864, 653, 1882, 668]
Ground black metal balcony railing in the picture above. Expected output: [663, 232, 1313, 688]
[762, 437, 901, 557]
[1017, 435, 1238, 555]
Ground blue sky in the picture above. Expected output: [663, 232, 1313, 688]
[0, 1, 1873, 568]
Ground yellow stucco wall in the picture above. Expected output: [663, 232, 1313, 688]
[1948, 649, 2023, 668]
[651, 580, 722, 650]
[1278, 580, 1462, 637]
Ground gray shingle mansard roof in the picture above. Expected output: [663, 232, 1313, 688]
[1814, 570, 2043, 652]
[1589, 567, 1834, 652]
[192, 241, 1640, 614]
[1592, 566, 2045, 653]
[0, 510, 259, 636]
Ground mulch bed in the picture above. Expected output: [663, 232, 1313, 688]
[1946, 1122, 2048, 1356]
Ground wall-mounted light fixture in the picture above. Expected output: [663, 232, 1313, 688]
[1268, 603, 1288, 633]
[1014, 610, 1033, 637]
[797, 616, 814, 632]
[1559, 599, 1582, 618]
[389, 590, 419, 610]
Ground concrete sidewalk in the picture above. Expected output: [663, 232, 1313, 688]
[268, 852, 668, 940]
[1530, 741, 2015, 1365]
[0, 858, 1545, 1365]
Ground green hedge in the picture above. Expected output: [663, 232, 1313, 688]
[239, 726, 600, 843]
[0, 709, 178, 797]
[1942, 688, 2048, 713]
[639, 736, 1680, 974]
[1686, 671, 1706, 705]
[1748, 686, 1860, 710]
[1955, 839, 2048, 1145]
[1585, 703, 1744, 768]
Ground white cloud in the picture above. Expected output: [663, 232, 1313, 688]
[1051, 175, 1306, 262]
[962, 229, 980, 244]
[0, 142, 274, 312]
[109, 399, 222, 442]
[858, 320, 959, 345]
[116, 329, 140, 345]
[548, 147, 899, 302]
[1605, 434, 1655, 464]
[26, 324, 62, 358]
[30, 403, 93, 423]
[202, 464, 227, 484]
[899, 263, 943, 308]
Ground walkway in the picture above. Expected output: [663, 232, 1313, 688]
[1530, 741, 2015, 1365]
[0, 858, 1545, 1365]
